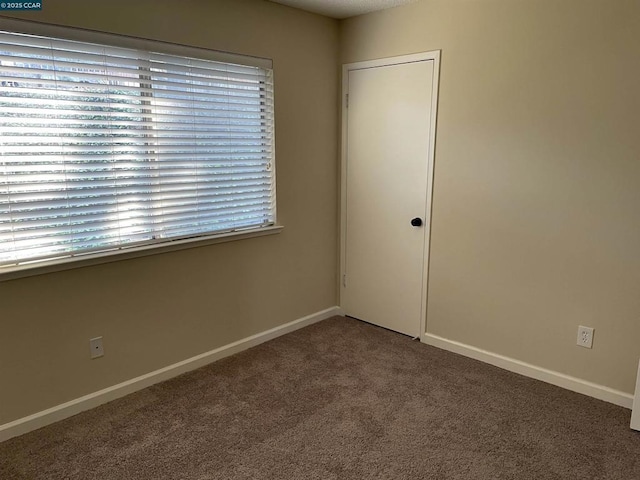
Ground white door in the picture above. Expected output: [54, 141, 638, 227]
[341, 53, 439, 338]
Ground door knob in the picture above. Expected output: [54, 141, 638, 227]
[411, 217, 423, 227]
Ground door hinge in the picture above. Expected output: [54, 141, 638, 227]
[345, 93, 349, 108]
[342, 274, 347, 288]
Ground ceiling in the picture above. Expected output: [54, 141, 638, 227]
[267, 0, 418, 19]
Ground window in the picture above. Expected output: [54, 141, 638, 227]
[0, 22, 276, 272]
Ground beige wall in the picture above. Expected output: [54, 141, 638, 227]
[0, 0, 339, 424]
[342, 0, 640, 394]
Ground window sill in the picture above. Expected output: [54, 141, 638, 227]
[0, 225, 284, 283]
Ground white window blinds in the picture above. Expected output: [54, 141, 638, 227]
[0, 27, 275, 268]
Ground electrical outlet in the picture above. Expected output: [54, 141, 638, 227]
[90, 337, 104, 359]
[577, 326, 594, 349]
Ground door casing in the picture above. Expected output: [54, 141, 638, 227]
[339, 51, 441, 341]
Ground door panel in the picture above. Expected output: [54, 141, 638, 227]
[343, 60, 434, 337]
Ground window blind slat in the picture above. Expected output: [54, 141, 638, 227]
[1, 190, 271, 216]
[1, 192, 271, 221]
[5, 177, 273, 195]
[2, 198, 271, 235]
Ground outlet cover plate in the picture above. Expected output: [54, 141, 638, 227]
[577, 326, 594, 349]
[90, 337, 104, 359]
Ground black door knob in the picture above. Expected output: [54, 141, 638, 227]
[411, 217, 423, 227]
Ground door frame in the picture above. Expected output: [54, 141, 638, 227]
[339, 51, 441, 341]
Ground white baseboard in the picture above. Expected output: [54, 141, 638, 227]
[0, 306, 341, 443]
[423, 333, 634, 410]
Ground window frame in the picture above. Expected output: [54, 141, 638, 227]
[0, 17, 280, 281]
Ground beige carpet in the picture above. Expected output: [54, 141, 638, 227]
[1, 316, 639, 479]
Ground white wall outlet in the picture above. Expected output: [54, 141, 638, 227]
[90, 337, 104, 359]
[577, 326, 594, 349]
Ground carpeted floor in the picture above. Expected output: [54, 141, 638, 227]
[1, 316, 639, 479]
